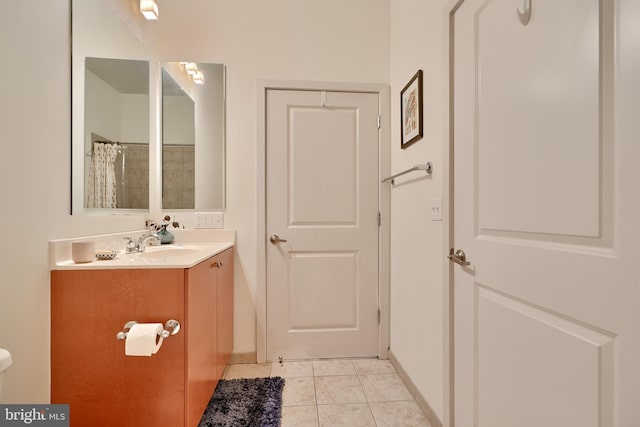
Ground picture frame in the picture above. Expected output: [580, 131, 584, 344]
[400, 70, 423, 149]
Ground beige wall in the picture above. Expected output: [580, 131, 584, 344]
[389, 0, 449, 421]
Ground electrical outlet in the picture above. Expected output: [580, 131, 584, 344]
[431, 198, 442, 221]
[211, 213, 223, 228]
[196, 212, 224, 229]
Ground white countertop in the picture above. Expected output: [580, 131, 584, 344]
[50, 229, 235, 270]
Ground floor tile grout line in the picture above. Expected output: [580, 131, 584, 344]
[312, 375, 319, 426]
[353, 362, 380, 426]
[311, 360, 321, 426]
[358, 360, 422, 426]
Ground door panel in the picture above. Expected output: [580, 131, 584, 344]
[476, 287, 615, 427]
[452, 0, 637, 425]
[475, 0, 603, 238]
[289, 251, 358, 329]
[266, 89, 379, 360]
[289, 108, 358, 225]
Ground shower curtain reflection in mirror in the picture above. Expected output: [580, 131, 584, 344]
[86, 141, 148, 209]
[86, 141, 119, 208]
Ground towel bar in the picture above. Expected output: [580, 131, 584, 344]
[382, 162, 433, 185]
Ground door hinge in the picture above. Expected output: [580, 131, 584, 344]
[378, 212, 381, 227]
[377, 115, 381, 129]
[377, 309, 381, 324]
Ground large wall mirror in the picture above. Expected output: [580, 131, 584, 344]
[71, 0, 150, 213]
[71, 0, 226, 214]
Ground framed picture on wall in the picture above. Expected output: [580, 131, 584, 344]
[400, 70, 423, 149]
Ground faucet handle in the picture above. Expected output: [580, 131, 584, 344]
[147, 233, 161, 247]
[123, 237, 136, 253]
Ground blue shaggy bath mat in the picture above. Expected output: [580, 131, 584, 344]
[198, 377, 285, 427]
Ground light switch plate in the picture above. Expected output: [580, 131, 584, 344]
[196, 212, 224, 229]
[431, 198, 442, 221]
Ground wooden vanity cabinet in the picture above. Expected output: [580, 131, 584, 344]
[214, 247, 234, 379]
[51, 247, 234, 427]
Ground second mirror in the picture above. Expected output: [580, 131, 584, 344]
[161, 62, 225, 210]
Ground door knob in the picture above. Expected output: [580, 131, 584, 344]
[448, 248, 470, 266]
[269, 234, 288, 244]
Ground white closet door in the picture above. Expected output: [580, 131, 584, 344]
[452, 0, 640, 425]
[265, 89, 381, 361]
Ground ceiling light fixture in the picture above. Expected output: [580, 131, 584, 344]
[185, 63, 198, 75]
[140, 0, 159, 20]
[193, 71, 205, 85]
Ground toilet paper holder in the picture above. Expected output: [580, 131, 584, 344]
[116, 320, 181, 340]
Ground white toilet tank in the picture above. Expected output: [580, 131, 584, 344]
[0, 348, 12, 399]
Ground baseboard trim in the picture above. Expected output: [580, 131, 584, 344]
[389, 350, 443, 427]
[229, 352, 257, 364]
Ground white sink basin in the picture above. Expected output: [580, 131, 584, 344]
[50, 229, 235, 270]
[138, 247, 202, 258]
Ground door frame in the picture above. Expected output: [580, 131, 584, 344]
[443, 1, 468, 426]
[256, 79, 391, 363]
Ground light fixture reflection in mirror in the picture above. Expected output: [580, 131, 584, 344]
[161, 62, 225, 210]
[84, 57, 149, 209]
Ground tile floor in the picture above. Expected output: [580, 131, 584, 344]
[223, 359, 432, 427]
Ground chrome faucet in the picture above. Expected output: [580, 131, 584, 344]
[123, 233, 160, 253]
[137, 233, 160, 252]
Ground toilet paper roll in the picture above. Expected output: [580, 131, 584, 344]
[124, 323, 164, 357]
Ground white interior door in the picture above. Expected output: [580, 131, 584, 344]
[452, 0, 640, 425]
[266, 89, 380, 361]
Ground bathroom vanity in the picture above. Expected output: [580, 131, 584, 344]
[50, 236, 234, 427]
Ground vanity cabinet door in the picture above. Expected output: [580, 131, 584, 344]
[51, 268, 186, 427]
[185, 258, 218, 427]
[215, 247, 234, 378]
